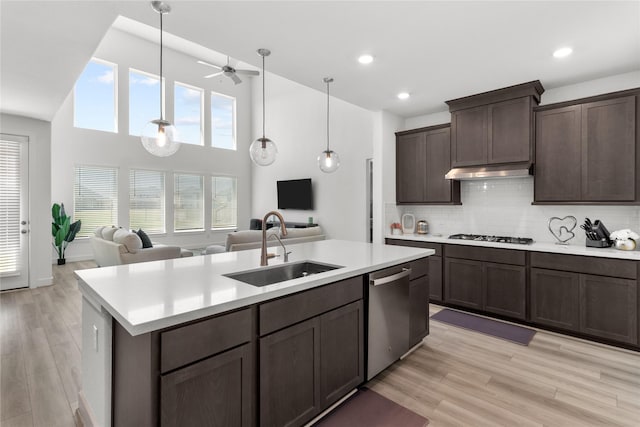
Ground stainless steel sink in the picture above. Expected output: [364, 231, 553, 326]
[224, 261, 344, 287]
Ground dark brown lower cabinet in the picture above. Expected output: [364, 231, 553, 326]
[320, 301, 364, 408]
[531, 268, 638, 345]
[260, 300, 364, 427]
[530, 268, 580, 331]
[161, 343, 253, 427]
[484, 262, 526, 320]
[410, 276, 429, 346]
[444, 258, 483, 310]
[428, 256, 443, 302]
[580, 274, 637, 345]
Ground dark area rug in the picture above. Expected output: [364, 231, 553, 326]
[314, 388, 429, 427]
[431, 309, 536, 345]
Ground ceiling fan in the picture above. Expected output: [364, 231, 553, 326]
[197, 57, 259, 85]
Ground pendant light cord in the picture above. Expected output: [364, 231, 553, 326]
[262, 53, 266, 139]
[326, 80, 330, 152]
[159, 10, 164, 120]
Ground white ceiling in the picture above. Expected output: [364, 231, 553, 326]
[1, 1, 639, 122]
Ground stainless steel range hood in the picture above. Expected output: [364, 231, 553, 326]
[445, 162, 533, 180]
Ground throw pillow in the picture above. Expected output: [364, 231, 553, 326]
[101, 226, 118, 241]
[113, 229, 143, 253]
[137, 229, 153, 248]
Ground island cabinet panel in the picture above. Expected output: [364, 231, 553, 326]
[320, 300, 364, 408]
[260, 317, 321, 427]
[530, 268, 580, 331]
[580, 274, 638, 345]
[534, 91, 638, 204]
[409, 275, 430, 346]
[161, 343, 253, 427]
[445, 258, 483, 310]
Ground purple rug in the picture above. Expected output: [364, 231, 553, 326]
[314, 388, 429, 427]
[431, 309, 536, 345]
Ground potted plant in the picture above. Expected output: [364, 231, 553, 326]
[51, 203, 81, 265]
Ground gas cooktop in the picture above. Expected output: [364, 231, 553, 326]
[448, 234, 534, 245]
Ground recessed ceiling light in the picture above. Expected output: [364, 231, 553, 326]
[358, 54, 374, 64]
[553, 47, 573, 58]
[397, 92, 410, 100]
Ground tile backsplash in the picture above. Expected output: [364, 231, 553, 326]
[386, 177, 640, 245]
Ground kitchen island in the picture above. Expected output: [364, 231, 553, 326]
[75, 239, 434, 427]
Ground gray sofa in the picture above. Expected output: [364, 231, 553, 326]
[90, 226, 192, 267]
[205, 226, 325, 254]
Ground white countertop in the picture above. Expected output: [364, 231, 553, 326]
[386, 233, 640, 261]
[75, 239, 434, 336]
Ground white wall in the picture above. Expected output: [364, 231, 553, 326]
[52, 29, 253, 261]
[389, 71, 640, 243]
[251, 73, 374, 242]
[0, 113, 53, 287]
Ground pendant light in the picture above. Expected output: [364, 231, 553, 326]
[318, 77, 340, 173]
[249, 48, 277, 166]
[141, 1, 180, 157]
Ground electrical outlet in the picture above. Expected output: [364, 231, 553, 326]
[93, 325, 98, 351]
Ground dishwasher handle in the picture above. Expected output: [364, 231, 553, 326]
[370, 268, 411, 287]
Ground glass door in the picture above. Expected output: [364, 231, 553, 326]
[0, 134, 29, 290]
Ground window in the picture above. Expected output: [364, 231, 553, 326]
[174, 174, 203, 231]
[211, 92, 236, 150]
[74, 58, 117, 132]
[130, 169, 165, 233]
[129, 69, 162, 136]
[74, 165, 118, 237]
[212, 176, 237, 229]
[174, 83, 203, 145]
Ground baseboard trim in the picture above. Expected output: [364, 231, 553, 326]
[31, 276, 53, 288]
[53, 255, 94, 263]
[78, 390, 99, 427]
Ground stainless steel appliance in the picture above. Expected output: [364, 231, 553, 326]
[367, 264, 411, 380]
[416, 220, 428, 234]
[449, 234, 534, 244]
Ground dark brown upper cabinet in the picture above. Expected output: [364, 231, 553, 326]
[396, 124, 461, 205]
[447, 81, 545, 168]
[534, 90, 639, 204]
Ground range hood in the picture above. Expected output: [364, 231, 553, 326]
[445, 162, 533, 180]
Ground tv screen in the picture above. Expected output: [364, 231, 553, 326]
[277, 178, 313, 210]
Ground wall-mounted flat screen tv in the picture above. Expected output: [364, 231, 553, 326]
[277, 178, 313, 210]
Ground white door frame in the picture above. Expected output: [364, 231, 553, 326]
[0, 133, 29, 290]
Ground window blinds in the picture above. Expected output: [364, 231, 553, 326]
[0, 140, 21, 275]
[130, 169, 165, 233]
[212, 176, 237, 228]
[174, 173, 204, 231]
[74, 165, 118, 237]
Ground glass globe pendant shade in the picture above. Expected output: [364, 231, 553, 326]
[141, 119, 180, 157]
[250, 137, 277, 166]
[318, 149, 340, 173]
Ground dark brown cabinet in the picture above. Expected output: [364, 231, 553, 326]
[444, 245, 527, 320]
[161, 344, 253, 427]
[408, 257, 430, 346]
[259, 279, 364, 427]
[385, 239, 443, 303]
[535, 92, 638, 203]
[447, 81, 544, 168]
[396, 124, 460, 205]
[531, 253, 638, 345]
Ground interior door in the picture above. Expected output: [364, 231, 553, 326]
[0, 134, 29, 290]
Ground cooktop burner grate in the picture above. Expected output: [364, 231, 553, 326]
[448, 234, 534, 245]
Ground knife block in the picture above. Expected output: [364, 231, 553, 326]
[586, 238, 611, 248]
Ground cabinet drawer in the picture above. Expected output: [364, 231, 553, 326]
[160, 308, 252, 373]
[530, 252, 637, 280]
[409, 257, 429, 280]
[386, 239, 442, 256]
[259, 276, 363, 336]
[445, 244, 526, 266]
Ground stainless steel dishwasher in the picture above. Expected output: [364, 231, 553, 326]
[366, 263, 411, 380]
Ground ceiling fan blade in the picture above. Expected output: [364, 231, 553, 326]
[230, 73, 242, 85]
[235, 70, 260, 76]
[197, 60, 222, 70]
[204, 71, 224, 78]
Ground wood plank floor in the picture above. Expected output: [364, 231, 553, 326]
[2, 261, 640, 426]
